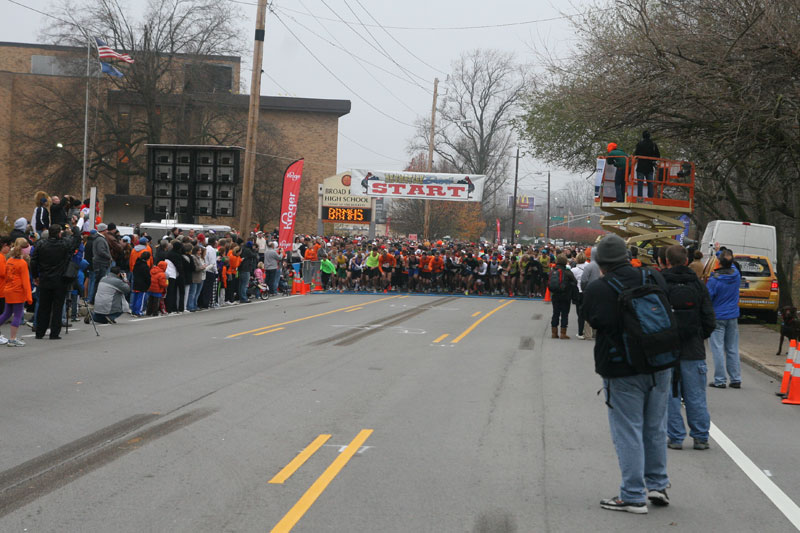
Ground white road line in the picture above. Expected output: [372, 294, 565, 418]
[710, 421, 800, 530]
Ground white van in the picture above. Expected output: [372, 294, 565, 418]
[138, 220, 232, 240]
[700, 220, 777, 267]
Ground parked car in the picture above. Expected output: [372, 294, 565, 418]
[702, 253, 779, 323]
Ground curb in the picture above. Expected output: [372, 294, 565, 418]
[739, 348, 782, 381]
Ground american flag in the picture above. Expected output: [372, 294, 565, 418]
[95, 38, 134, 64]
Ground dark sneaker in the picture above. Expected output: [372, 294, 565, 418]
[729, 382, 741, 389]
[647, 489, 670, 506]
[667, 441, 683, 450]
[108, 317, 117, 324]
[694, 440, 710, 450]
[709, 382, 726, 389]
[600, 496, 648, 514]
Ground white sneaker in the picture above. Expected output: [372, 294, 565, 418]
[0, 334, 8, 345]
[577, 334, 585, 340]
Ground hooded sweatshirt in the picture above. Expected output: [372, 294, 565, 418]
[706, 266, 741, 320]
[10, 218, 27, 241]
[149, 261, 168, 295]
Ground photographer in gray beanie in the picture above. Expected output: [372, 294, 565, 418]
[582, 234, 673, 514]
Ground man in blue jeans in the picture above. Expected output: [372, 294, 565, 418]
[583, 234, 671, 514]
[662, 245, 716, 450]
[707, 249, 742, 388]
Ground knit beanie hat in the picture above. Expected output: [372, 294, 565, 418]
[14, 217, 27, 231]
[607, 142, 617, 152]
[594, 235, 628, 266]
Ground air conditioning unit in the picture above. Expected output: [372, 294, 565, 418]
[217, 172, 232, 183]
[199, 189, 210, 198]
[216, 200, 233, 216]
[198, 206, 209, 214]
[156, 188, 171, 197]
[179, 172, 189, 181]
[179, 156, 190, 164]
[176, 185, 189, 197]
[220, 156, 232, 165]
[157, 155, 170, 164]
[159, 172, 169, 180]
[196, 200, 213, 215]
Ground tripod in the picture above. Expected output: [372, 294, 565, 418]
[80, 296, 100, 336]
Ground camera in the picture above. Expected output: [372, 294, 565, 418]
[676, 163, 692, 179]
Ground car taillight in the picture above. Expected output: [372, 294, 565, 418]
[771, 280, 779, 291]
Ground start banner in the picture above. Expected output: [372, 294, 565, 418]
[349, 169, 486, 202]
[278, 158, 304, 253]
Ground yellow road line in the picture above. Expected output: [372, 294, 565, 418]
[451, 300, 514, 344]
[471, 311, 481, 317]
[433, 333, 449, 343]
[270, 429, 373, 533]
[344, 307, 363, 313]
[227, 296, 400, 338]
[254, 327, 285, 336]
[398, 295, 410, 299]
[268, 434, 331, 485]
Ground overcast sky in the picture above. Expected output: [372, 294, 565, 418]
[2, 0, 597, 201]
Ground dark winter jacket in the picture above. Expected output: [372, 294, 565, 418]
[92, 233, 112, 270]
[707, 267, 741, 320]
[132, 257, 152, 292]
[30, 230, 80, 289]
[633, 138, 660, 173]
[607, 148, 629, 171]
[239, 246, 259, 274]
[549, 264, 577, 302]
[662, 265, 716, 360]
[50, 202, 68, 226]
[583, 263, 669, 378]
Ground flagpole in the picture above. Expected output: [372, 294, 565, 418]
[81, 36, 90, 201]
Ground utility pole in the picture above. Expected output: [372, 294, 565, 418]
[238, 0, 269, 235]
[511, 146, 520, 244]
[423, 77, 439, 242]
[545, 170, 551, 244]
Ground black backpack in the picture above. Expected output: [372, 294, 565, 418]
[548, 268, 568, 293]
[666, 279, 703, 340]
[604, 269, 681, 373]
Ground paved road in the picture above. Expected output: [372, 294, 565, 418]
[0, 294, 798, 532]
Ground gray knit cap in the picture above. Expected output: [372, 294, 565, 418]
[594, 234, 628, 266]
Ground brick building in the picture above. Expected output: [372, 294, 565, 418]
[0, 41, 350, 233]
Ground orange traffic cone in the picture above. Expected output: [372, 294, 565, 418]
[544, 287, 551, 302]
[291, 278, 299, 295]
[782, 358, 800, 405]
[778, 339, 796, 397]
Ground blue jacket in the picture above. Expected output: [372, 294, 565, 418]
[707, 267, 740, 320]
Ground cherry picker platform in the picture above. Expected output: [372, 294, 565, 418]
[594, 156, 695, 250]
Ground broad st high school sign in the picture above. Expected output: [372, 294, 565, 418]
[349, 169, 486, 202]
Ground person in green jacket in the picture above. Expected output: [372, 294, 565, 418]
[319, 255, 336, 289]
[607, 142, 629, 202]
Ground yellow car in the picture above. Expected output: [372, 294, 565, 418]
[702, 254, 780, 323]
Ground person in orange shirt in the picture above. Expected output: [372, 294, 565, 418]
[226, 247, 241, 303]
[430, 251, 445, 292]
[378, 249, 396, 291]
[129, 237, 153, 271]
[419, 251, 433, 291]
[0, 236, 10, 343]
[304, 244, 318, 261]
[0, 238, 33, 346]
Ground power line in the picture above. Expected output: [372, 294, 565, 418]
[318, 0, 430, 88]
[283, 5, 430, 99]
[338, 132, 405, 162]
[352, 0, 447, 76]
[271, 10, 415, 128]
[273, 4, 615, 31]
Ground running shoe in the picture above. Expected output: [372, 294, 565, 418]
[0, 335, 8, 345]
[647, 489, 670, 506]
[7, 338, 25, 347]
[600, 496, 648, 514]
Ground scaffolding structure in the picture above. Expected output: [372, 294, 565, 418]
[594, 156, 694, 250]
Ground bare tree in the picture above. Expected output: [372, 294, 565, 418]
[13, 0, 246, 198]
[409, 49, 526, 233]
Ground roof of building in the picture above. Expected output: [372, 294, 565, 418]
[108, 90, 352, 117]
[0, 41, 241, 62]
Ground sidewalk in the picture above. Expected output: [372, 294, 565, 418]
[737, 323, 785, 380]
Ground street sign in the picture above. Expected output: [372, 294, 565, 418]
[550, 216, 565, 221]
